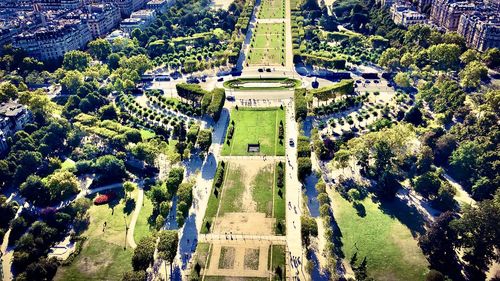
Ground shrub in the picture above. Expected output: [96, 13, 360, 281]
[93, 192, 116, 205]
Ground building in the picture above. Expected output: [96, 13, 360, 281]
[390, 2, 428, 26]
[13, 19, 92, 60]
[105, 29, 129, 42]
[430, 0, 476, 31]
[36, 0, 83, 10]
[120, 9, 155, 33]
[0, 102, 32, 154]
[84, 3, 121, 38]
[458, 11, 500, 51]
[146, 0, 168, 12]
[377, 0, 395, 8]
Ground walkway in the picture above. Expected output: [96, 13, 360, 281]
[127, 187, 145, 249]
[199, 233, 287, 244]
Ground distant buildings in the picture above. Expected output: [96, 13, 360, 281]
[458, 11, 500, 51]
[14, 19, 93, 61]
[120, 9, 155, 33]
[0, 102, 32, 154]
[146, 0, 169, 12]
[390, 2, 428, 26]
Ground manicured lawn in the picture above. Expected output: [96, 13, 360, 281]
[218, 164, 245, 215]
[252, 164, 274, 217]
[221, 108, 285, 156]
[248, 23, 285, 66]
[270, 245, 286, 280]
[61, 158, 76, 170]
[259, 0, 285, 18]
[133, 193, 154, 243]
[55, 191, 134, 281]
[331, 191, 429, 281]
[202, 162, 228, 234]
[140, 129, 156, 140]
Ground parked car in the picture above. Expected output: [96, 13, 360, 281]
[226, 95, 235, 101]
[258, 68, 264, 72]
[289, 138, 294, 146]
[266, 68, 272, 72]
[217, 77, 224, 82]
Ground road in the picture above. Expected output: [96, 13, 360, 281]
[284, 100, 307, 280]
[126, 187, 144, 249]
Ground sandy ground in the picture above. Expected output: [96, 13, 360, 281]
[205, 241, 271, 278]
[213, 160, 276, 235]
[211, 0, 232, 10]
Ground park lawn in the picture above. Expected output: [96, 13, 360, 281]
[61, 158, 76, 170]
[218, 163, 245, 215]
[270, 245, 286, 280]
[133, 193, 154, 243]
[253, 35, 284, 49]
[251, 164, 274, 217]
[221, 108, 285, 156]
[248, 48, 285, 66]
[273, 162, 286, 235]
[254, 23, 284, 35]
[55, 192, 134, 281]
[331, 191, 429, 281]
[202, 162, 228, 233]
[258, 0, 285, 18]
[140, 129, 156, 140]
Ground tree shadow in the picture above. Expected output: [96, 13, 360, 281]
[353, 201, 366, 217]
[374, 196, 426, 237]
[123, 198, 136, 215]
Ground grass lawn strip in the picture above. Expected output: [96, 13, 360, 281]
[251, 164, 274, 217]
[202, 161, 230, 233]
[218, 163, 245, 215]
[133, 193, 154, 243]
[270, 245, 286, 280]
[331, 190, 429, 280]
[273, 162, 286, 235]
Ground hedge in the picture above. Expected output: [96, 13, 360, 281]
[301, 54, 346, 69]
[176, 83, 207, 103]
[206, 88, 225, 121]
[309, 80, 354, 101]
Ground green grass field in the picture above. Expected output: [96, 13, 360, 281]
[221, 108, 285, 156]
[218, 164, 245, 215]
[331, 191, 429, 281]
[259, 0, 285, 18]
[133, 194, 154, 243]
[55, 192, 135, 281]
[252, 165, 274, 217]
[248, 23, 286, 66]
[270, 245, 286, 280]
[202, 162, 228, 233]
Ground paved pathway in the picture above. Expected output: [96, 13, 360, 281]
[199, 233, 287, 244]
[127, 187, 144, 249]
[1, 205, 24, 281]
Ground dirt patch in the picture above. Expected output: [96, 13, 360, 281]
[219, 246, 236, 269]
[244, 248, 260, 270]
[75, 240, 112, 274]
[213, 212, 275, 235]
[238, 160, 269, 213]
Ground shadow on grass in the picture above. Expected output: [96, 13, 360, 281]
[374, 196, 426, 237]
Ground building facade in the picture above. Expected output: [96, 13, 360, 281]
[0, 102, 32, 154]
[458, 11, 500, 51]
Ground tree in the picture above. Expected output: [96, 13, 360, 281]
[14, 150, 42, 182]
[334, 149, 350, 174]
[197, 129, 212, 153]
[414, 171, 441, 198]
[459, 60, 488, 88]
[132, 236, 156, 271]
[119, 54, 152, 75]
[419, 212, 458, 277]
[158, 230, 179, 279]
[451, 192, 500, 277]
[123, 181, 136, 198]
[394, 72, 411, 88]
[427, 43, 461, 70]
[449, 140, 482, 182]
[46, 170, 79, 202]
[460, 49, 480, 64]
[63, 50, 92, 71]
[301, 215, 318, 246]
[122, 270, 146, 281]
[20, 175, 50, 207]
[481, 47, 500, 68]
[88, 39, 112, 61]
[403, 106, 423, 126]
[95, 155, 127, 180]
[297, 157, 312, 180]
[99, 104, 118, 120]
[60, 70, 84, 94]
[0, 81, 18, 102]
[378, 48, 400, 70]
